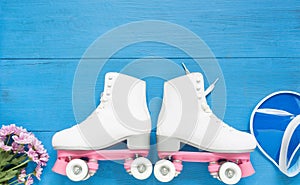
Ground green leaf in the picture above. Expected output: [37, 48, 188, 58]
[10, 155, 27, 166]
[0, 170, 19, 183]
[5, 153, 15, 162]
[0, 150, 4, 161]
[0, 155, 10, 169]
[0, 171, 7, 179]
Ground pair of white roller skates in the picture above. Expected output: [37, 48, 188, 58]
[52, 64, 256, 184]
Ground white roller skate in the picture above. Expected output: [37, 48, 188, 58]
[52, 72, 153, 181]
[154, 64, 256, 185]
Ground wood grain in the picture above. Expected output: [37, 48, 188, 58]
[1, 59, 299, 131]
[1, 0, 299, 184]
[1, 0, 300, 58]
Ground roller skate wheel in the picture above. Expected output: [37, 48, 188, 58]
[82, 171, 95, 181]
[218, 162, 242, 185]
[82, 174, 91, 181]
[130, 157, 153, 180]
[154, 159, 176, 182]
[66, 159, 89, 181]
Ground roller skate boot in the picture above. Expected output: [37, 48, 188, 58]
[52, 72, 152, 181]
[154, 64, 256, 184]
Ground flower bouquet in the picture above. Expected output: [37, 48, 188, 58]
[0, 124, 49, 185]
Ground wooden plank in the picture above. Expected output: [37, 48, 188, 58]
[1, 0, 300, 58]
[1, 1, 299, 184]
[1, 58, 299, 131]
[32, 131, 300, 184]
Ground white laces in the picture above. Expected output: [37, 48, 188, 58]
[199, 78, 219, 113]
[98, 92, 109, 109]
[201, 102, 212, 113]
[200, 79, 234, 131]
[204, 78, 219, 97]
[98, 75, 114, 109]
[181, 63, 233, 131]
[211, 114, 234, 131]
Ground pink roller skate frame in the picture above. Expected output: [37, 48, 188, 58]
[52, 149, 149, 176]
[158, 151, 255, 178]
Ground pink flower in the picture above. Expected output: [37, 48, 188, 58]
[32, 138, 44, 153]
[12, 142, 25, 153]
[34, 165, 43, 180]
[12, 132, 34, 145]
[0, 124, 49, 184]
[27, 148, 39, 163]
[39, 153, 50, 166]
[18, 168, 26, 183]
[31, 137, 49, 166]
[25, 175, 33, 185]
[0, 124, 16, 136]
[0, 141, 12, 151]
[14, 126, 27, 135]
[0, 136, 5, 142]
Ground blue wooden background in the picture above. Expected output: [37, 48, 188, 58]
[1, 0, 300, 184]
